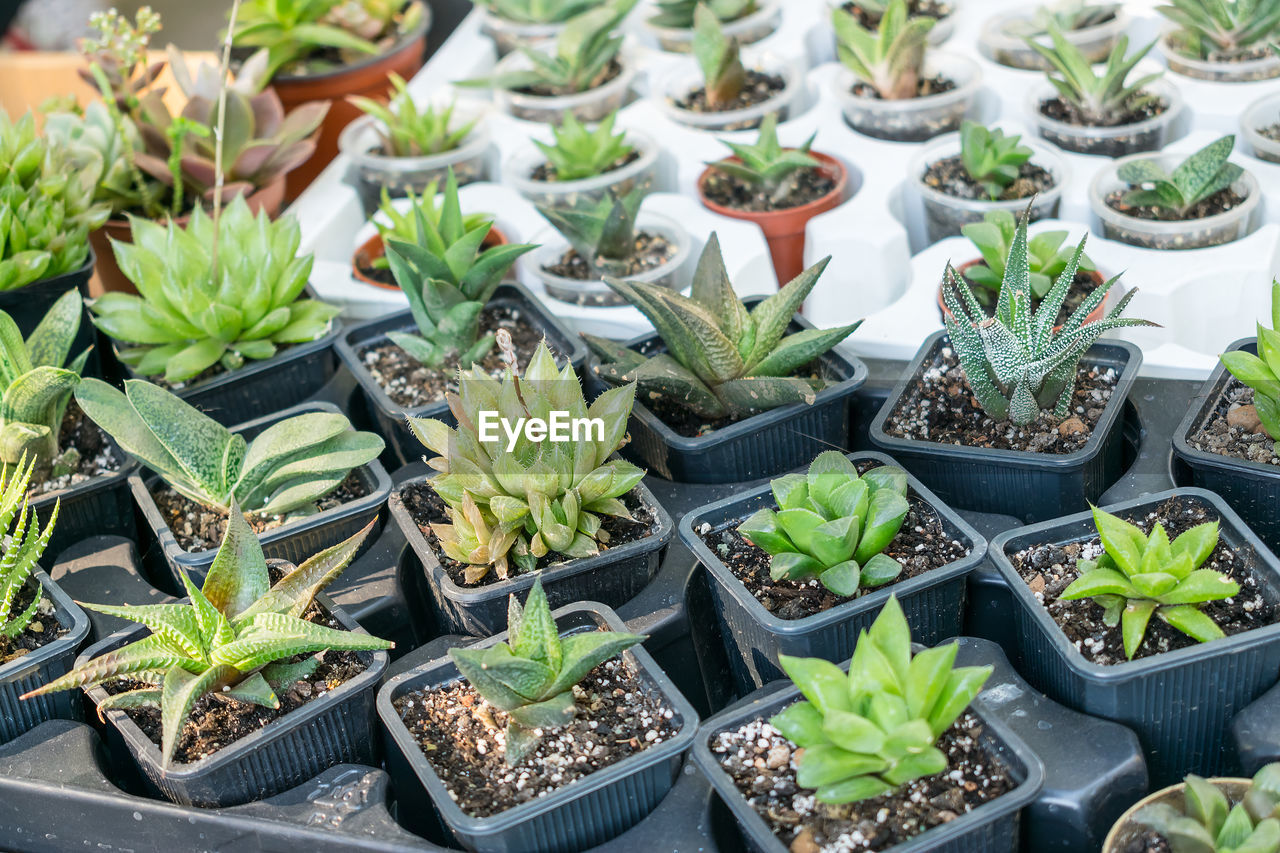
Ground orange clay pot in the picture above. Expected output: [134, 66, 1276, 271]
[351, 225, 511, 290]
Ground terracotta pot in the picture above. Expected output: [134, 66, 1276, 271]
[1102, 778, 1252, 853]
[88, 178, 287, 296]
[697, 151, 848, 286]
[271, 15, 431, 201]
[935, 258, 1111, 329]
[351, 225, 511, 290]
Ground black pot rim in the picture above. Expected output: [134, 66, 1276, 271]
[1, 247, 97, 298]
[869, 329, 1142, 469]
[0, 568, 90, 687]
[266, 4, 432, 85]
[678, 449, 987, 634]
[989, 486, 1280, 682]
[26, 426, 138, 513]
[375, 601, 698, 838]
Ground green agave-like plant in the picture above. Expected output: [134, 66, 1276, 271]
[534, 186, 647, 278]
[693, 3, 747, 107]
[652, 0, 756, 28]
[451, 576, 644, 763]
[1157, 0, 1280, 61]
[349, 74, 478, 158]
[960, 209, 1096, 300]
[0, 457, 60, 640]
[771, 596, 992, 804]
[1135, 764, 1280, 853]
[942, 208, 1153, 426]
[1060, 505, 1237, 659]
[476, 0, 600, 24]
[706, 113, 821, 207]
[371, 183, 489, 258]
[534, 110, 635, 182]
[22, 509, 392, 767]
[1021, 0, 1122, 34]
[833, 0, 935, 100]
[74, 377, 384, 517]
[1117, 135, 1243, 219]
[585, 233, 862, 420]
[1028, 27, 1162, 126]
[93, 195, 340, 384]
[1220, 279, 1280, 447]
[958, 121, 1034, 201]
[409, 334, 643, 583]
[739, 452, 910, 596]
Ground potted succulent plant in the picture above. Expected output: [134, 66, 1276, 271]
[831, 0, 981, 142]
[1102, 764, 1280, 852]
[583, 234, 867, 483]
[990, 491, 1280, 784]
[22, 512, 393, 807]
[693, 597, 1045, 853]
[471, 0, 600, 56]
[339, 72, 491, 203]
[1025, 28, 1182, 158]
[231, 0, 431, 197]
[389, 334, 673, 636]
[913, 120, 1068, 242]
[377, 580, 697, 850]
[656, 4, 800, 132]
[1156, 0, 1280, 83]
[679, 450, 984, 690]
[979, 0, 1126, 70]
[73, 378, 388, 592]
[1242, 90, 1280, 164]
[1089, 134, 1260, 250]
[696, 114, 850, 284]
[645, 0, 782, 53]
[459, 0, 637, 125]
[870, 212, 1151, 521]
[828, 0, 957, 45]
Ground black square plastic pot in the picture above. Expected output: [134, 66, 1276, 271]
[334, 283, 588, 467]
[79, 590, 389, 807]
[1172, 337, 1280, 553]
[679, 450, 987, 692]
[869, 331, 1141, 523]
[990, 487, 1280, 785]
[587, 297, 868, 484]
[377, 601, 698, 853]
[132, 400, 391, 593]
[390, 472, 673, 637]
[0, 251, 98, 366]
[29, 433, 138, 563]
[691, 664, 1045, 853]
[0, 570, 90, 743]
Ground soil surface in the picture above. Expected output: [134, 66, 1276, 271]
[954, 268, 1101, 330]
[1121, 831, 1174, 853]
[694, 461, 970, 620]
[850, 75, 956, 100]
[151, 472, 369, 553]
[1177, 42, 1274, 64]
[518, 58, 622, 98]
[841, 0, 951, 28]
[28, 402, 124, 498]
[400, 481, 658, 587]
[1009, 496, 1278, 664]
[702, 166, 837, 213]
[530, 149, 641, 183]
[393, 655, 679, 818]
[0, 581, 65, 666]
[1261, 124, 1280, 143]
[881, 343, 1118, 454]
[357, 306, 556, 409]
[354, 260, 396, 287]
[1105, 187, 1247, 222]
[713, 711, 1013, 851]
[1039, 95, 1168, 128]
[1186, 378, 1280, 466]
[676, 70, 786, 113]
[922, 155, 1054, 202]
[545, 232, 676, 282]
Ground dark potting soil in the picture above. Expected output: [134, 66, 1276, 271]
[354, 259, 396, 287]
[921, 156, 1054, 202]
[357, 305, 556, 409]
[1122, 831, 1174, 853]
[1105, 187, 1247, 222]
[1039, 94, 1168, 129]
[530, 149, 641, 183]
[641, 395, 736, 439]
[545, 231, 676, 281]
[27, 402, 124, 498]
[393, 655, 679, 818]
[400, 480, 658, 587]
[0, 581, 66, 666]
[1261, 124, 1280, 143]
[1187, 379, 1280, 466]
[956, 268, 1102, 330]
[841, 0, 951, 28]
[702, 166, 837, 213]
[881, 343, 1117, 454]
[713, 711, 1013, 852]
[151, 472, 370, 553]
[694, 462, 969, 620]
[850, 75, 956, 100]
[518, 59, 622, 98]
[1009, 496, 1278, 665]
[676, 69, 786, 113]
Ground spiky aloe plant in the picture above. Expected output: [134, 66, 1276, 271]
[475, 0, 599, 24]
[693, 3, 747, 107]
[0, 457, 59, 640]
[1118, 135, 1243, 219]
[535, 186, 647, 278]
[534, 110, 635, 182]
[349, 74, 478, 158]
[833, 0, 935, 100]
[651, 0, 757, 29]
[22, 510, 392, 767]
[941, 208, 1154, 426]
[705, 114, 821, 207]
[1028, 28, 1163, 126]
[585, 234, 862, 420]
[1157, 0, 1280, 62]
[1135, 764, 1280, 853]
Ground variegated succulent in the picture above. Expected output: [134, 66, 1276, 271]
[585, 234, 862, 420]
[475, 0, 600, 23]
[0, 457, 60, 640]
[651, 0, 757, 29]
[833, 0, 935, 100]
[1118, 135, 1243, 219]
[22, 509, 392, 767]
[535, 186, 648, 278]
[941, 208, 1153, 426]
[693, 3, 747, 107]
[74, 378, 384, 517]
[409, 332, 644, 583]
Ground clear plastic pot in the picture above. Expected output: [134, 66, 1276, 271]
[529, 213, 690, 307]
[477, 11, 565, 57]
[979, 9, 1127, 70]
[913, 133, 1067, 243]
[507, 128, 660, 211]
[834, 51, 981, 142]
[825, 0, 956, 46]
[656, 54, 801, 132]
[1159, 32, 1280, 82]
[492, 49, 636, 124]
[644, 0, 780, 52]
[1089, 151, 1261, 249]
[1027, 77, 1181, 158]
[1242, 90, 1280, 164]
[337, 106, 491, 200]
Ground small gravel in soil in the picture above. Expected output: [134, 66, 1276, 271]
[518, 59, 622, 98]
[1187, 378, 1279, 466]
[702, 166, 837, 213]
[27, 402, 123, 498]
[951, 267, 1101, 330]
[1009, 496, 1278, 664]
[1039, 95, 1168, 129]
[545, 232, 676, 281]
[1261, 124, 1280, 143]
[676, 69, 786, 113]
[394, 656, 679, 818]
[530, 150, 640, 183]
[151, 472, 369, 553]
[1123, 831, 1174, 853]
[714, 711, 1013, 852]
[0, 581, 64, 666]
[841, 0, 950, 28]
[881, 343, 1117, 454]
[1105, 187, 1246, 222]
[850, 75, 956, 100]
[921, 156, 1054, 202]
[357, 305, 558, 409]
